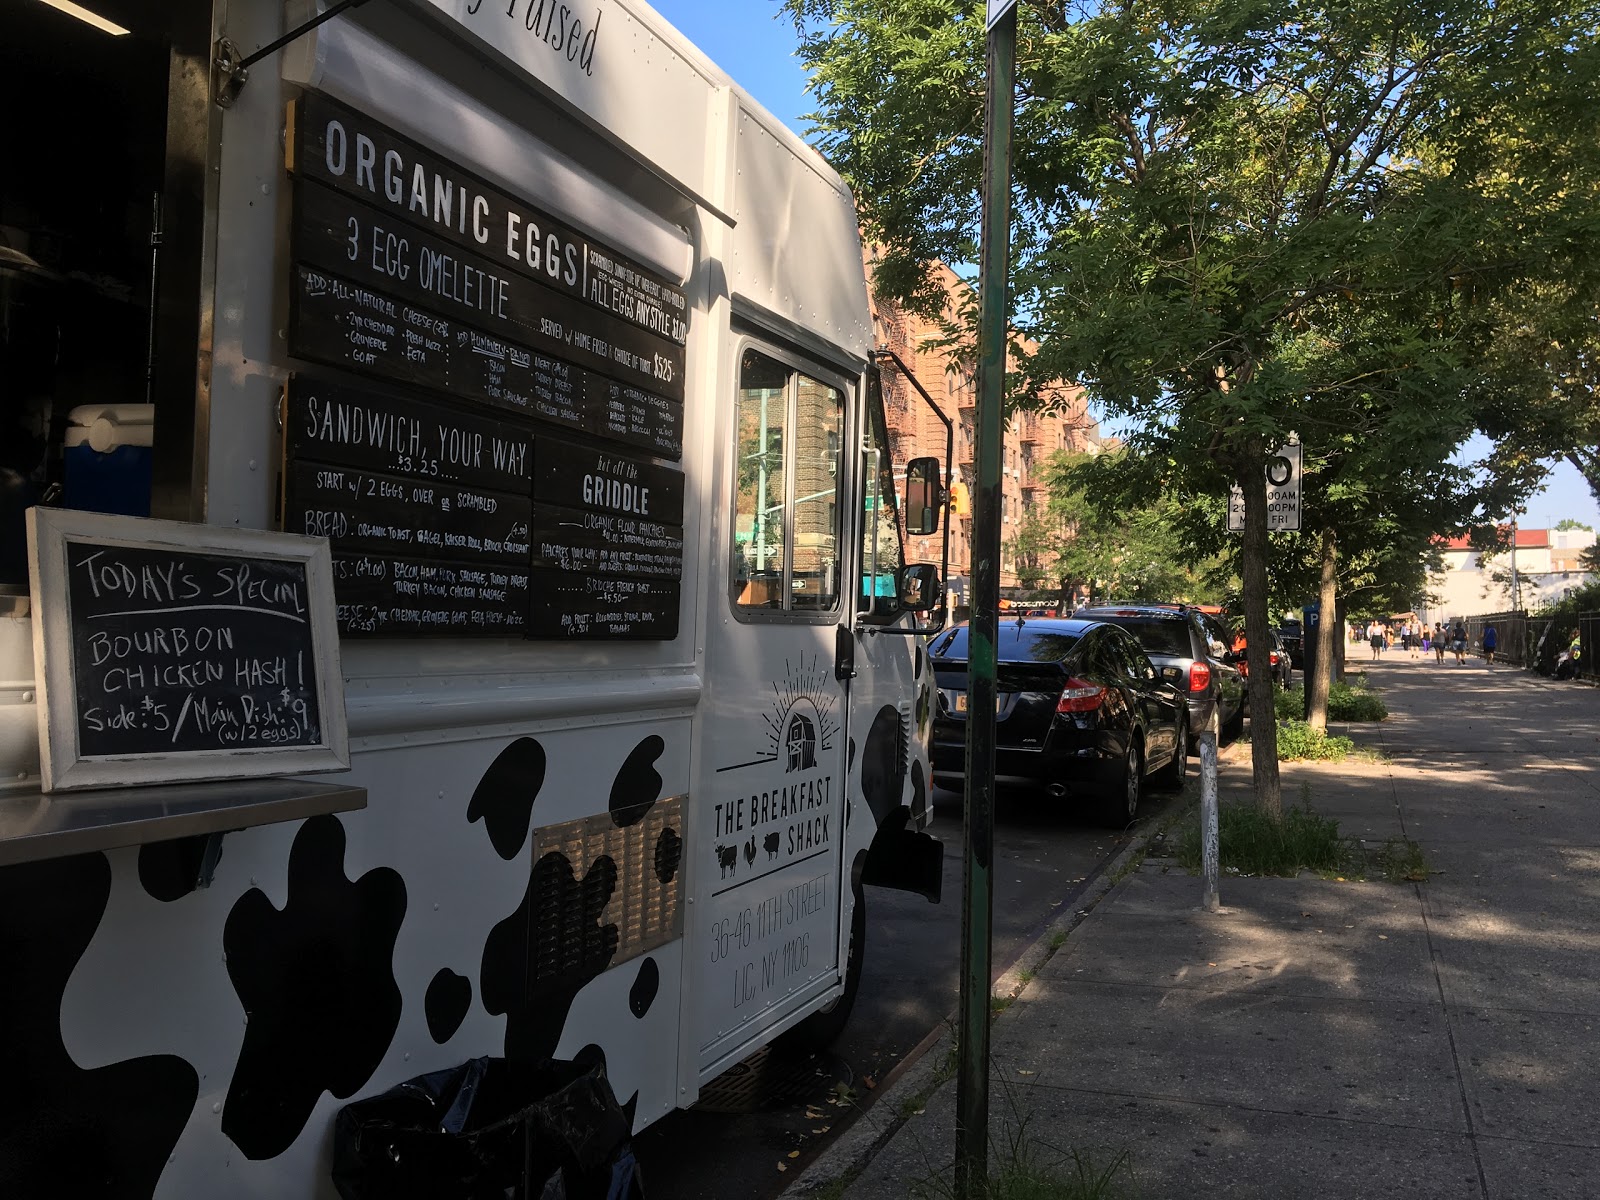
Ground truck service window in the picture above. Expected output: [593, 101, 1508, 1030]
[732, 348, 844, 613]
[1, 1, 172, 585]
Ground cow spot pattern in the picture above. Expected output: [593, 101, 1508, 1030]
[610, 735, 665, 828]
[0, 853, 198, 1199]
[860, 705, 906, 825]
[222, 815, 407, 1160]
[628, 957, 660, 1018]
[137, 836, 217, 903]
[653, 826, 682, 883]
[468, 737, 548, 859]
[424, 969, 473, 1044]
[481, 851, 619, 1063]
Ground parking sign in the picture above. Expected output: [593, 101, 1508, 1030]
[1228, 443, 1302, 532]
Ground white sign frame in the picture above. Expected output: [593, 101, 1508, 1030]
[1228, 443, 1302, 532]
[988, 0, 1020, 29]
[26, 509, 349, 792]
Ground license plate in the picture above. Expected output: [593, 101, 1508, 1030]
[954, 692, 968, 713]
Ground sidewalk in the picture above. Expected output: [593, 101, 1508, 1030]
[807, 657, 1600, 1198]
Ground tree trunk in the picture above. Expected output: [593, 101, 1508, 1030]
[1239, 439, 1282, 816]
[1307, 528, 1337, 731]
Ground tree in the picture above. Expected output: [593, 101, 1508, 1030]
[1033, 450, 1224, 604]
[1556, 518, 1594, 532]
[787, 0, 1600, 812]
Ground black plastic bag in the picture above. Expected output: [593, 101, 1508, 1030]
[332, 1056, 644, 1200]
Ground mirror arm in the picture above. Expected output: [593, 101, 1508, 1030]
[873, 349, 952, 614]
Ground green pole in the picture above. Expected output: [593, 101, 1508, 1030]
[956, 6, 1014, 1197]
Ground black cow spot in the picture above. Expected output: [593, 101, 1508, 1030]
[138, 836, 220, 903]
[610, 736, 665, 828]
[629, 958, 660, 1018]
[653, 827, 682, 883]
[222, 815, 407, 1160]
[860, 705, 906, 825]
[0, 854, 198, 1198]
[482, 851, 618, 1063]
[910, 760, 928, 825]
[424, 969, 472, 1045]
[468, 737, 547, 860]
[848, 738, 857, 772]
[915, 643, 925, 680]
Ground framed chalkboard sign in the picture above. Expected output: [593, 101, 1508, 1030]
[26, 510, 349, 792]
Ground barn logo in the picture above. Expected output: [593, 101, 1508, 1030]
[711, 656, 840, 886]
[785, 712, 817, 772]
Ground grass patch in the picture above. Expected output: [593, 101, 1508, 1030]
[911, 1099, 1138, 1200]
[1176, 801, 1352, 877]
[1277, 720, 1357, 761]
[1049, 930, 1068, 951]
[1379, 837, 1431, 883]
[1275, 680, 1388, 722]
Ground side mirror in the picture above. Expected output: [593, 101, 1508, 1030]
[905, 457, 943, 535]
[898, 563, 941, 612]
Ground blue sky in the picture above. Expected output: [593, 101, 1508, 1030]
[647, 1, 1600, 532]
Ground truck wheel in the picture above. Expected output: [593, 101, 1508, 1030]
[774, 886, 866, 1054]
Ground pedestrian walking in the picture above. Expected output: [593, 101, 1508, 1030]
[1367, 619, 1384, 661]
[1482, 622, 1498, 667]
[1434, 623, 1448, 664]
[1450, 618, 1468, 665]
[1408, 621, 1421, 660]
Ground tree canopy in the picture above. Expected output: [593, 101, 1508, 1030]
[786, 0, 1600, 807]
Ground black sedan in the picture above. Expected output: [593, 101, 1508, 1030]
[928, 617, 1188, 825]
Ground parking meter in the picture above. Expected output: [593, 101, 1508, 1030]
[1302, 603, 1321, 719]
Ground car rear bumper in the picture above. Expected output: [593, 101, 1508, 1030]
[929, 736, 1121, 797]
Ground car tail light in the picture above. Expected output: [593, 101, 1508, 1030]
[1270, 650, 1280, 665]
[1057, 678, 1105, 713]
[1189, 661, 1211, 692]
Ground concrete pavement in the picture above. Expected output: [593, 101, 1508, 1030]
[796, 656, 1600, 1198]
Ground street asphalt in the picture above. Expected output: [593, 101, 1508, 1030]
[793, 655, 1600, 1199]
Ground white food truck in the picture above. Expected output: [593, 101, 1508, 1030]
[0, 0, 949, 1193]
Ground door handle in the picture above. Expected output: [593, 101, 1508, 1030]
[835, 625, 857, 681]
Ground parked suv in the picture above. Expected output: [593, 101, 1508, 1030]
[1073, 605, 1246, 747]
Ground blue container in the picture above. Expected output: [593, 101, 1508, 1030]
[62, 405, 154, 517]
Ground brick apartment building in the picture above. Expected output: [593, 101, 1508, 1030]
[865, 254, 1100, 603]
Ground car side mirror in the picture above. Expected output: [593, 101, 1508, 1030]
[898, 563, 941, 612]
[905, 457, 943, 535]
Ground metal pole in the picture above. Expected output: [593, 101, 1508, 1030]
[956, 8, 1015, 1197]
[1510, 514, 1520, 612]
[1200, 730, 1220, 912]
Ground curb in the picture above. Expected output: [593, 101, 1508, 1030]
[782, 792, 1195, 1197]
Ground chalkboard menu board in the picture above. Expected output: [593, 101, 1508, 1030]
[281, 89, 693, 643]
[26, 509, 348, 792]
[290, 266, 683, 458]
